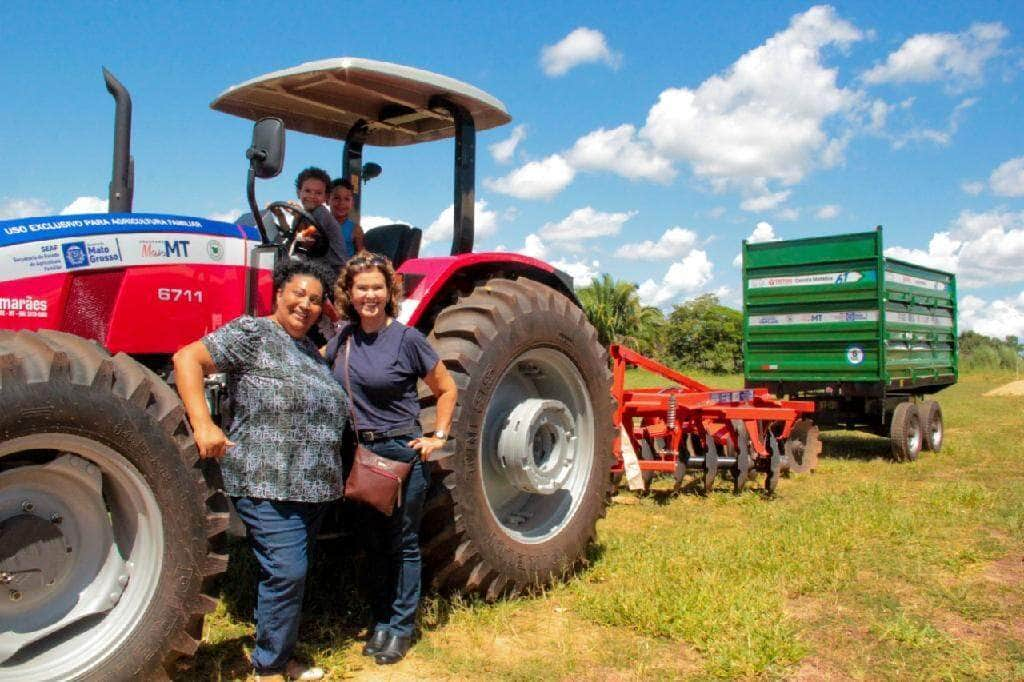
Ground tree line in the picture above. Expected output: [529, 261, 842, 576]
[577, 275, 1022, 374]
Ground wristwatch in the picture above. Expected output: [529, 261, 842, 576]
[433, 430, 448, 440]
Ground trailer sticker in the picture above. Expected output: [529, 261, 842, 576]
[748, 271, 873, 289]
[888, 312, 954, 328]
[750, 310, 878, 326]
[885, 270, 948, 292]
[846, 345, 865, 365]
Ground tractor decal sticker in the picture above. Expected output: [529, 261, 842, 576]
[845, 345, 865, 365]
[0, 212, 260, 247]
[748, 270, 875, 289]
[0, 295, 48, 319]
[1, 232, 247, 282]
[884, 270, 949, 292]
[749, 310, 879, 326]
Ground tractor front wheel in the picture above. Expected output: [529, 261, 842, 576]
[0, 331, 226, 680]
[419, 278, 614, 600]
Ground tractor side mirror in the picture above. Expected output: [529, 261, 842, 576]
[362, 162, 382, 183]
[247, 117, 285, 179]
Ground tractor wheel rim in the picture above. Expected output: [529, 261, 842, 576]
[908, 421, 922, 453]
[0, 435, 164, 680]
[481, 348, 595, 544]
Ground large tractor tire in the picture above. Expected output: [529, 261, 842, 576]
[419, 277, 614, 600]
[0, 331, 226, 681]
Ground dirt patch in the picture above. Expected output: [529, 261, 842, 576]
[983, 554, 1023, 588]
[983, 380, 1024, 397]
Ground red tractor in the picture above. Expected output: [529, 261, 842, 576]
[0, 60, 613, 679]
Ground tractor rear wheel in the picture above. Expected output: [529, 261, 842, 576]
[0, 331, 226, 681]
[419, 278, 614, 600]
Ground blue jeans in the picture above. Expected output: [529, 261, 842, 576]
[232, 497, 327, 674]
[362, 435, 429, 637]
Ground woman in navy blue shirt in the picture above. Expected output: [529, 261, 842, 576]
[325, 251, 456, 665]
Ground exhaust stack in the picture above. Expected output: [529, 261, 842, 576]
[103, 68, 134, 213]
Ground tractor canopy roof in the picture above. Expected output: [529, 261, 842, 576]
[210, 57, 511, 146]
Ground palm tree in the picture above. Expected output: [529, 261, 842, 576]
[578, 274, 664, 356]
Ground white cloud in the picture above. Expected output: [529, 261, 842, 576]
[489, 125, 527, 164]
[362, 215, 408, 230]
[816, 204, 841, 219]
[60, 196, 108, 215]
[422, 199, 499, 247]
[733, 221, 780, 267]
[566, 125, 675, 183]
[889, 97, 977, 149]
[960, 180, 985, 196]
[641, 5, 864, 190]
[485, 154, 576, 200]
[990, 157, 1024, 197]
[740, 190, 791, 212]
[708, 206, 727, 219]
[539, 206, 636, 242]
[637, 249, 714, 308]
[861, 22, 1008, 89]
[776, 207, 801, 221]
[209, 209, 243, 223]
[959, 291, 1024, 340]
[0, 197, 51, 220]
[615, 227, 698, 259]
[540, 27, 621, 77]
[518, 233, 548, 260]
[551, 258, 601, 288]
[885, 209, 1024, 288]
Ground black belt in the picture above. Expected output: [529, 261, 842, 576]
[356, 425, 419, 443]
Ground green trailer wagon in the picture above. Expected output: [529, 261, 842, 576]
[742, 227, 957, 461]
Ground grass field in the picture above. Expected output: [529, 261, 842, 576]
[177, 369, 1024, 680]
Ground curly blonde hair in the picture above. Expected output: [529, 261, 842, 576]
[335, 251, 403, 321]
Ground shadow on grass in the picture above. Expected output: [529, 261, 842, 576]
[174, 635, 251, 681]
[820, 431, 893, 461]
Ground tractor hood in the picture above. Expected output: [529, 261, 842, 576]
[210, 57, 511, 146]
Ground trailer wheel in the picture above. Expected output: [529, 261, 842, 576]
[420, 278, 614, 599]
[0, 331, 226, 681]
[918, 401, 943, 452]
[890, 401, 922, 462]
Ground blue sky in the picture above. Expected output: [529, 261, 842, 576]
[2, 2, 1023, 338]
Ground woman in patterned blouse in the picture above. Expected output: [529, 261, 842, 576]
[173, 258, 345, 682]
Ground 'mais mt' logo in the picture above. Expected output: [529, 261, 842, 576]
[140, 240, 191, 258]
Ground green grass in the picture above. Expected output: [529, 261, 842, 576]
[176, 370, 1024, 680]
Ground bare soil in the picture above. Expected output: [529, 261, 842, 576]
[983, 379, 1024, 396]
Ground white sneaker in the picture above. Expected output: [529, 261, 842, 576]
[285, 659, 325, 681]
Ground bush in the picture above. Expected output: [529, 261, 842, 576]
[959, 331, 1022, 371]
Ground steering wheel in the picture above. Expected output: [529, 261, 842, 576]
[265, 201, 330, 259]
[265, 201, 321, 242]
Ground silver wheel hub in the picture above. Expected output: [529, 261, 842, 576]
[0, 436, 163, 680]
[497, 399, 577, 494]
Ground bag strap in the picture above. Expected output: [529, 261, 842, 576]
[342, 334, 360, 432]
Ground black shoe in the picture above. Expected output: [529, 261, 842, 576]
[362, 629, 389, 657]
[373, 633, 412, 665]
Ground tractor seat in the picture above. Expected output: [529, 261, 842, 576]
[363, 224, 422, 268]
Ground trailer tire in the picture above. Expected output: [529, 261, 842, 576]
[918, 401, 943, 453]
[890, 401, 922, 462]
[0, 331, 226, 681]
[419, 278, 614, 599]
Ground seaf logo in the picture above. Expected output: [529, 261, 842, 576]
[62, 241, 89, 269]
[140, 239, 191, 258]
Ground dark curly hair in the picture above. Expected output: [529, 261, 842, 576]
[272, 257, 335, 303]
[330, 177, 354, 193]
[336, 251, 402, 321]
[295, 166, 331, 193]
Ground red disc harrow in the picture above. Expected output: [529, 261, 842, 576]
[610, 345, 816, 494]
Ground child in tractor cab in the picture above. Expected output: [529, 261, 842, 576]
[328, 178, 365, 256]
[269, 166, 348, 275]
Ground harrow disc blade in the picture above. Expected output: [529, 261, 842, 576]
[764, 433, 783, 496]
[731, 420, 752, 494]
[703, 436, 719, 494]
[783, 419, 821, 475]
